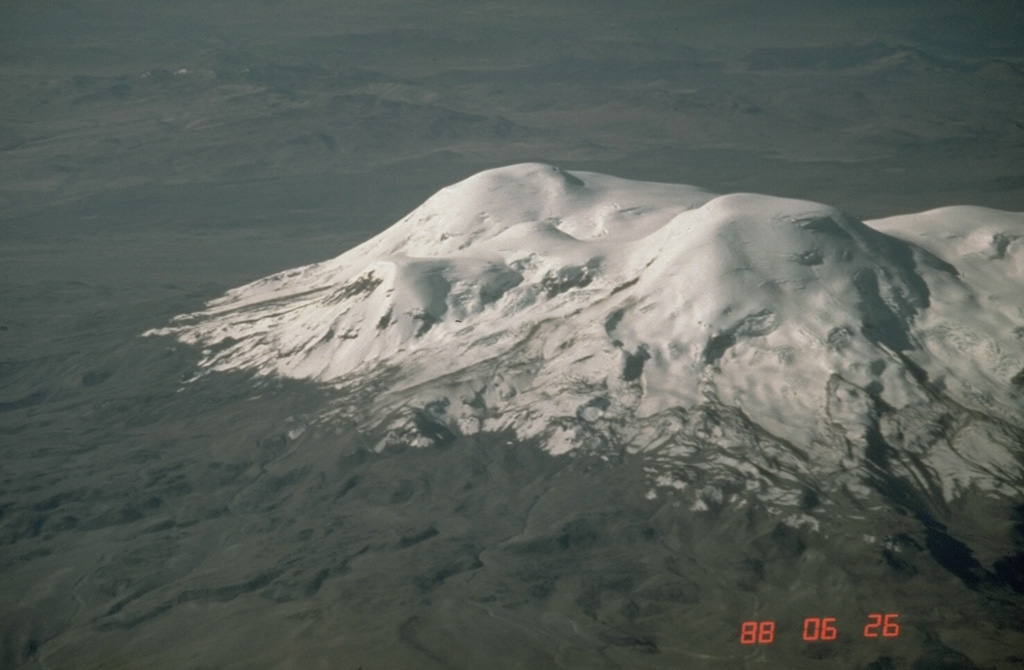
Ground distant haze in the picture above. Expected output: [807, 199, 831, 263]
[2, 1, 1022, 256]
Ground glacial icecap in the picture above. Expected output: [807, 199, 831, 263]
[147, 163, 1024, 502]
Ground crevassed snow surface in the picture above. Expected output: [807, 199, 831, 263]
[148, 163, 1024, 501]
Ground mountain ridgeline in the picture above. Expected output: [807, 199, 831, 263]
[149, 164, 1024, 615]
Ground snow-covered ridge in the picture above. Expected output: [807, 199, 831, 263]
[147, 163, 1024, 500]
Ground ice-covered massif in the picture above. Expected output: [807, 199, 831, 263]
[148, 163, 1024, 505]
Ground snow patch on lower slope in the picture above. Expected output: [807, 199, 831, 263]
[147, 164, 1024, 504]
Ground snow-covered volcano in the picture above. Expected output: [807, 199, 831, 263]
[148, 163, 1024, 504]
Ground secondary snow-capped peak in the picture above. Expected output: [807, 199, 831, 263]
[147, 163, 1024, 501]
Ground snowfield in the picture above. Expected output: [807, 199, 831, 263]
[147, 163, 1024, 504]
